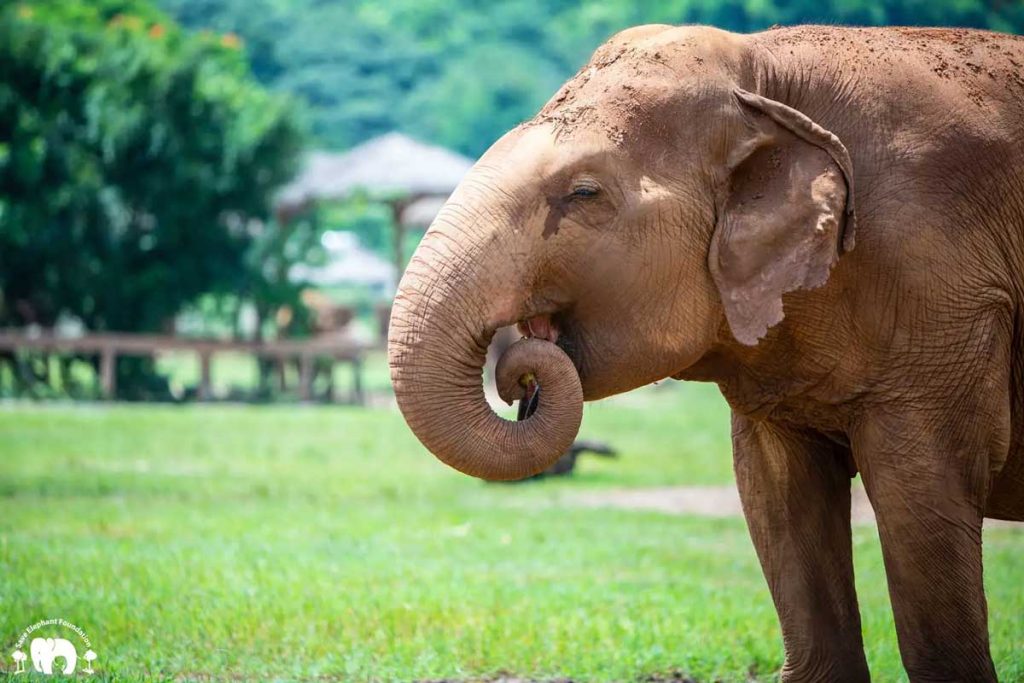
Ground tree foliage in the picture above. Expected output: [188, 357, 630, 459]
[0, 0, 304, 333]
[158, 0, 1024, 157]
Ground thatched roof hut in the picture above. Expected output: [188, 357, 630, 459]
[275, 133, 474, 274]
[276, 132, 473, 219]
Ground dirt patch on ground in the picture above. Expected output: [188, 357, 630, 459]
[420, 678, 574, 683]
[421, 676, 703, 683]
[570, 485, 874, 524]
[567, 486, 1023, 529]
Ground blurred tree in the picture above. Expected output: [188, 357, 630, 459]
[158, 0, 1024, 158]
[0, 0, 303, 330]
[400, 42, 564, 155]
[0, 0, 304, 396]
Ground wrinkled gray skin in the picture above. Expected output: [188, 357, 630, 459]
[389, 25, 1024, 682]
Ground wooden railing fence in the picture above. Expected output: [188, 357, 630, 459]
[0, 331, 369, 403]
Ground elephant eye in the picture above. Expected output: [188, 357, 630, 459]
[568, 181, 600, 199]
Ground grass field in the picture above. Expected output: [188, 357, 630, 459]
[1, 380, 1022, 681]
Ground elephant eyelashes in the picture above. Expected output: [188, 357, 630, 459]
[568, 182, 600, 199]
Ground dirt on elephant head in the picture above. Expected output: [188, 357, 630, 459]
[529, 24, 1024, 147]
[528, 27, 717, 147]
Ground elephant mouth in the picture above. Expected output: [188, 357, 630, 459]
[515, 311, 586, 380]
[517, 313, 559, 343]
[513, 311, 582, 424]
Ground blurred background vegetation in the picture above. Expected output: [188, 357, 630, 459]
[159, 0, 1024, 157]
[1, 0, 1022, 401]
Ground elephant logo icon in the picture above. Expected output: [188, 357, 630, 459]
[9, 618, 96, 676]
[30, 637, 77, 675]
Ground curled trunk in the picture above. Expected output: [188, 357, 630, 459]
[388, 238, 583, 481]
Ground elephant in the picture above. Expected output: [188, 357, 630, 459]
[388, 24, 1024, 682]
[30, 636, 78, 675]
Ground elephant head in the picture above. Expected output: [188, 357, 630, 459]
[389, 25, 854, 480]
[30, 637, 78, 675]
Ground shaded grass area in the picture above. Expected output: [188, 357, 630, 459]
[0, 382, 1021, 681]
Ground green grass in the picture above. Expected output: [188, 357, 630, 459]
[0, 380, 1021, 682]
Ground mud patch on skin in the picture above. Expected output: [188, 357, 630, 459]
[543, 195, 568, 237]
[527, 31, 685, 146]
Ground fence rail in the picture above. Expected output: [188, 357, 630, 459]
[0, 331, 369, 403]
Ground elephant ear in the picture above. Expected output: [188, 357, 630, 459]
[709, 88, 855, 346]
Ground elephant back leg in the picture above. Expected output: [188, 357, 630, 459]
[851, 321, 1012, 682]
[984, 302, 1024, 520]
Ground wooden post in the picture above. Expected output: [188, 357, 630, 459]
[277, 358, 287, 392]
[100, 347, 116, 399]
[198, 351, 212, 401]
[351, 357, 365, 406]
[324, 360, 335, 403]
[376, 304, 391, 343]
[299, 354, 314, 402]
[391, 201, 406, 280]
[255, 355, 267, 394]
[59, 356, 74, 397]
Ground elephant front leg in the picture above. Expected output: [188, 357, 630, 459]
[733, 413, 869, 683]
[854, 402, 1003, 682]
